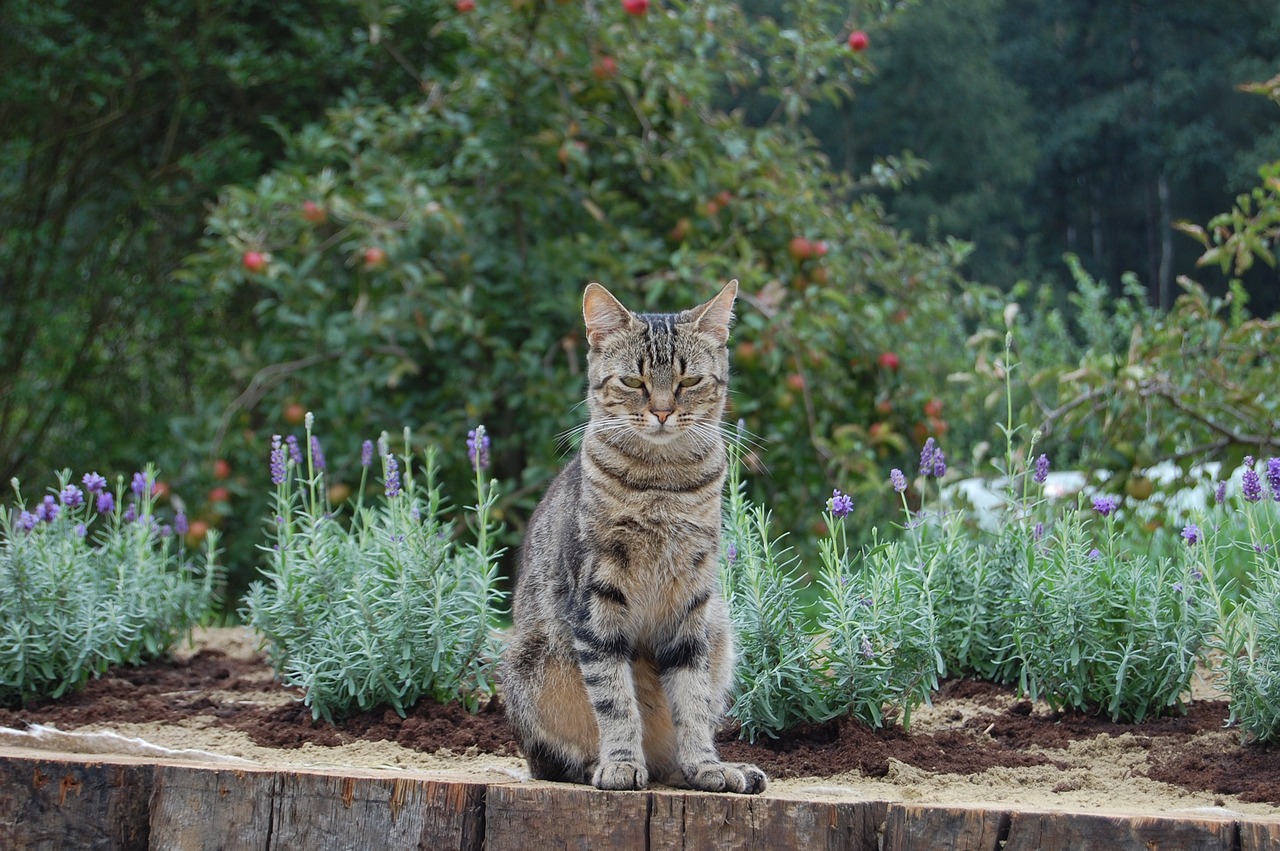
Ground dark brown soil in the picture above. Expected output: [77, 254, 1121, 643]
[1, 646, 1277, 805]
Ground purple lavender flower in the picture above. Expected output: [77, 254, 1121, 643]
[1092, 495, 1119, 517]
[1242, 457, 1263, 503]
[35, 495, 60, 523]
[60, 485, 84, 508]
[385, 455, 401, 498]
[467, 427, 491, 472]
[932, 447, 947, 478]
[286, 435, 303, 466]
[1033, 521, 1045, 542]
[829, 489, 854, 519]
[361, 439, 374, 468]
[1172, 582, 1184, 594]
[860, 636, 875, 660]
[123, 503, 138, 524]
[82, 472, 107, 494]
[131, 471, 151, 497]
[1214, 481, 1226, 505]
[1268, 457, 1280, 501]
[174, 513, 189, 535]
[95, 491, 115, 515]
[1088, 548, 1103, 561]
[16, 510, 38, 532]
[889, 468, 907, 493]
[1034, 454, 1050, 484]
[919, 438, 937, 476]
[726, 542, 738, 563]
[310, 436, 326, 472]
[160, 524, 172, 537]
[1181, 523, 1200, 545]
[270, 435, 287, 485]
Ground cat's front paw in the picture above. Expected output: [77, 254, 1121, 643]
[593, 760, 649, 791]
[684, 761, 768, 794]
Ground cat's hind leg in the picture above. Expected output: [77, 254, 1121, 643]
[501, 638, 599, 784]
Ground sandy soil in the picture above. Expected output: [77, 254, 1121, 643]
[1, 627, 1277, 819]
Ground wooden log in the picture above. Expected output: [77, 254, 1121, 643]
[0, 755, 152, 851]
[484, 784, 651, 850]
[150, 764, 487, 851]
[650, 790, 887, 851]
[1241, 820, 1280, 851]
[1002, 810, 1237, 851]
[882, 804, 1007, 851]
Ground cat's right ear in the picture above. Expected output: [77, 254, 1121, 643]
[583, 283, 635, 348]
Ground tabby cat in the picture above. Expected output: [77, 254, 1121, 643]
[500, 280, 767, 794]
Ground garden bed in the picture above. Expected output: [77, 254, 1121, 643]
[1, 627, 1278, 849]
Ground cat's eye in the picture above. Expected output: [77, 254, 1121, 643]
[678, 376, 702, 388]
[620, 376, 645, 389]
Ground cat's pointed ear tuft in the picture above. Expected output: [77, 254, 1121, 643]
[583, 283, 635, 349]
[693, 280, 738, 344]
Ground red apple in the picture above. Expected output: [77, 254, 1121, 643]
[362, 246, 387, 269]
[785, 373, 806, 391]
[284, 403, 306, 425]
[812, 240, 829, 257]
[877, 351, 901, 370]
[668, 217, 691, 242]
[592, 55, 619, 81]
[874, 399, 893, 416]
[923, 398, 943, 418]
[152, 481, 170, 499]
[242, 251, 267, 273]
[622, 0, 648, 15]
[848, 30, 869, 52]
[185, 519, 210, 547]
[213, 459, 232, 480]
[456, 0, 476, 10]
[209, 487, 230, 504]
[301, 200, 327, 224]
[788, 236, 814, 261]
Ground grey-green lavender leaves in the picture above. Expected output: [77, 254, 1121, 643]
[1, 467, 220, 706]
[243, 424, 503, 722]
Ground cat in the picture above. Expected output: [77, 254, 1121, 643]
[500, 280, 767, 794]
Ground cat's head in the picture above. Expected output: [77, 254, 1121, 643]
[581, 281, 737, 448]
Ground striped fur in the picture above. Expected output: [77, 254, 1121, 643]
[500, 281, 766, 794]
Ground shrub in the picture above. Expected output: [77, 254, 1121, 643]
[1189, 457, 1280, 743]
[242, 421, 503, 721]
[0, 467, 219, 706]
[175, 0, 988, 591]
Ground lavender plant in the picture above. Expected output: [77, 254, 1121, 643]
[720, 463, 825, 742]
[815, 498, 942, 729]
[1, 467, 219, 706]
[242, 420, 503, 722]
[1192, 456, 1280, 743]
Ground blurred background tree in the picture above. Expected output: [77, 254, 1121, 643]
[4, 0, 1279, 607]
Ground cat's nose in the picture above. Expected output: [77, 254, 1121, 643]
[651, 409, 673, 424]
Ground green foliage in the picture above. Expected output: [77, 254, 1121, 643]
[0, 0, 453, 495]
[1224, 569, 1280, 744]
[1190, 478, 1280, 744]
[242, 423, 503, 721]
[975, 258, 1280, 478]
[720, 486, 823, 743]
[0, 468, 219, 706]
[1004, 507, 1211, 722]
[815, 532, 942, 730]
[172, 0, 990, 592]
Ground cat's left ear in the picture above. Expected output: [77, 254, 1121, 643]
[692, 279, 738, 344]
